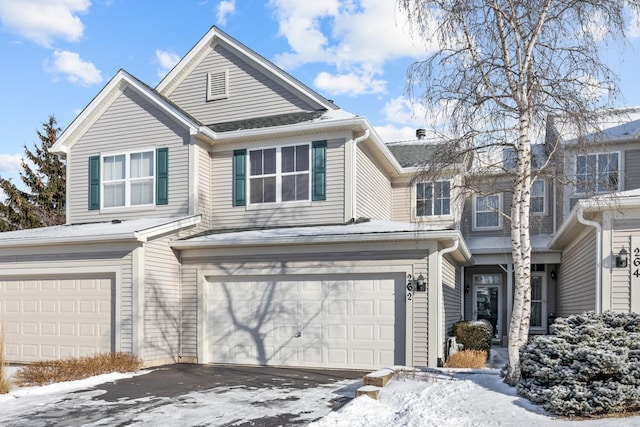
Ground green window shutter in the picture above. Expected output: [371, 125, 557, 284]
[312, 140, 327, 201]
[233, 149, 246, 206]
[88, 155, 100, 210]
[156, 147, 169, 205]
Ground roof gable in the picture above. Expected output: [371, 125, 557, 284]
[52, 70, 202, 154]
[155, 26, 337, 120]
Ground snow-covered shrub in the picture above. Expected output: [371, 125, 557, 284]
[453, 320, 492, 354]
[517, 311, 640, 417]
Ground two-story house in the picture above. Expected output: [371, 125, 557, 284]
[0, 27, 471, 369]
[3, 26, 640, 370]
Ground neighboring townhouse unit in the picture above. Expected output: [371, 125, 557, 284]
[1, 26, 639, 370]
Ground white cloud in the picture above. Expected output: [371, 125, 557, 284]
[268, 0, 437, 98]
[216, 0, 236, 25]
[49, 50, 102, 86]
[314, 71, 386, 96]
[155, 49, 180, 79]
[382, 96, 455, 131]
[0, 154, 23, 175]
[0, 0, 90, 47]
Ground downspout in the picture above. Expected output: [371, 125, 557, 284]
[577, 208, 602, 313]
[438, 239, 459, 363]
[351, 129, 370, 221]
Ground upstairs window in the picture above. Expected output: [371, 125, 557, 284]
[103, 151, 154, 208]
[249, 144, 310, 204]
[575, 152, 619, 194]
[416, 181, 450, 217]
[89, 148, 168, 211]
[473, 194, 502, 230]
[530, 180, 546, 214]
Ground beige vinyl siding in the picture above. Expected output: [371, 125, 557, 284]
[197, 143, 212, 230]
[412, 259, 429, 366]
[610, 219, 640, 312]
[210, 138, 345, 228]
[167, 44, 320, 125]
[179, 264, 198, 359]
[625, 149, 640, 190]
[143, 235, 182, 363]
[0, 244, 135, 353]
[557, 229, 597, 316]
[67, 88, 191, 224]
[356, 145, 391, 220]
[391, 182, 411, 222]
[442, 256, 460, 338]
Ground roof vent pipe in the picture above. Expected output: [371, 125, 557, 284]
[416, 128, 427, 140]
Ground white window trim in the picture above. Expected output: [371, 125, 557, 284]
[573, 151, 621, 196]
[247, 143, 311, 205]
[472, 193, 503, 231]
[100, 149, 156, 210]
[530, 179, 547, 216]
[207, 70, 229, 101]
[529, 272, 547, 331]
[414, 180, 452, 220]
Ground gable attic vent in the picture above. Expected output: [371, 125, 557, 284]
[207, 70, 229, 101]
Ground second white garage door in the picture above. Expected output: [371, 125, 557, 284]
[203, 274, 405, 370]
[0, 276, 112, 363]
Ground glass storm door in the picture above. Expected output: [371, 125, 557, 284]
[530, 273, 547, 331]
[473, 276, 501, 340]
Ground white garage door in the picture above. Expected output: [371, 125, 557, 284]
[0, 276, 112, 363]
[204, 274, 405, 370]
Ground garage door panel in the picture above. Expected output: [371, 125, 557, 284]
[205, 275, 405, 369]
[0, 276, 113, 363]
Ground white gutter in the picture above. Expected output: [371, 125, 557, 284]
[438, 239, 459, 361]
[172, 229, 473, 258]
[352, 130, 370, 220]
[577, 208, 602, 313]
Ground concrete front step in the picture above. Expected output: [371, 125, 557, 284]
[355, 385, 381, 399]
[362, 368, 395, 388]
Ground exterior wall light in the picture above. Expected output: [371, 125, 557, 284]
[465, 283, 471, 294]
[415, 273, 426, 292]
[616, 247, 629, 268]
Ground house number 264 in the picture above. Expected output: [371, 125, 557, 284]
[634, 247, 640, 278]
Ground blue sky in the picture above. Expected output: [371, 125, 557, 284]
[1, 0, 640, 183]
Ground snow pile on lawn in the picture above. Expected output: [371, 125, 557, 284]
[311, 370, 640, 427]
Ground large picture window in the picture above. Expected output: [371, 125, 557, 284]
[473, 194, 502, 229]
[249, 144, 310, 204]
[416, 181, 450, 217]
[575, 152, 619, 194]
[103, 150, 154, 208]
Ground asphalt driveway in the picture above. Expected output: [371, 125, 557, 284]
[1, 364, 366, 427]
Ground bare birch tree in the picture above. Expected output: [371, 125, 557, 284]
[397, 0, 640, 385]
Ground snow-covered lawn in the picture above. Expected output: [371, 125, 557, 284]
[3, 364, 640, 426]
[312, 369, 640, 427]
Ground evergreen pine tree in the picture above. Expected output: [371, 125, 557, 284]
[0, 116, 65, 231]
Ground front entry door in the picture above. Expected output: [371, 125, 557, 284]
[474, 284, 501, 341]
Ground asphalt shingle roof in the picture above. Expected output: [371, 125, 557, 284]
[385, 142, 442, 168]
[208, 110, 327, 132]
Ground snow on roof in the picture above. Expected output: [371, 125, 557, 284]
[314, 108, 357, 121]
[173, 220, 457, 248]
[0, 215, 200, 247]
[552, 106, 640, 143]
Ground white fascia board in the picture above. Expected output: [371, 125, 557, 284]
[549, 194, 640, 249]
[53, 70, 201, 155]
[0, 232, 140, 248]
[134, 215, 201, 242]
[199, 116, 404, 175]
[171, 229, 472, 261]
[157, 27, 336, 111]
